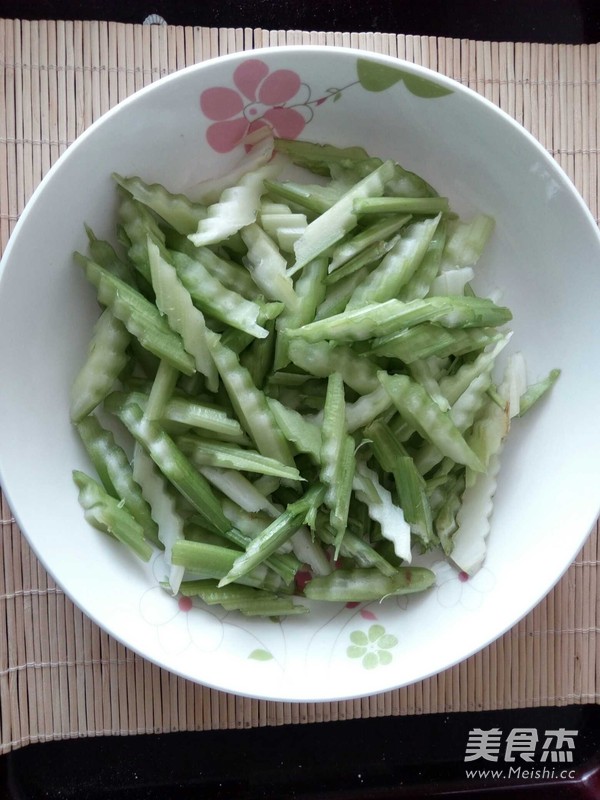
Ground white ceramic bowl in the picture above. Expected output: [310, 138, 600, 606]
[1, 46, 599, 702]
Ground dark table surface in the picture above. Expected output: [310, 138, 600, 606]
[0, 1, 599, 798]
[0, 0, 599, 43]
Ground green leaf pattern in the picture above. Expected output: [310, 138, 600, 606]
[248, 648, 273, 661]
[356, 58, 453, 98]
[347, 624, 398, 669]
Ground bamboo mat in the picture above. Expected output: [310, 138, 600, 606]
[0, 17, 599, 754]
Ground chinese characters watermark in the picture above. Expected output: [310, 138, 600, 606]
[464, 727, 578, 781]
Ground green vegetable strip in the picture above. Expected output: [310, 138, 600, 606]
[144, 359, 179, 420]
[344, 385, 393, 433]
[501, 352, 528, 419]
[215, 501, 301, 584]
[132, 445, 185, 592]
[451, 452, 501, 574]
[206, 331, 296, 467]
[273, 139, 379, 175]
[166, 234, 262, 300]
[456, 350, 512, 486]
[303, 567, 436, 602]
[289, 296, 512, 343]
[170, 250, 268, 339]
[465, 396, 509, 475]
[147, 239, 218, 390]
[319, 374, 346, 506]
[239, 317, 276, 389]
[378, 372, 484, 472]
[318, 374, 354, 552]
[70, 308, 130, 422]
[219, 327, 255, 356]
[274, 139, 437, 198]
[429, 266, 474, 297]
[177, 434, 302, 481]
[366, 419, 434, 546]
[218, 484, 326, 587]
[178, 580, 307, 617]
[287, 339, 380, 394]
[398, 219, 447, 301]
[118, 402, 234, 535]
[317, 523, 398, 577]
[220, 499, 279, 538]
[353, 461, 412, 562]
[241, 223, 299, 311]
[84, 225, 137, 285]
[289, 526, 332, 577]
[324, 235, 403, 287]
[369, 324, 502, 363]
[274, 257, 328, 371]
[188, 159, 282, 246]
[414, 367, 494, 476]
[113, 173, 207, 235]
[267, 398, 322, 462]
[259, 204, 308, 253]
[386, 163, 439, 199]
[314, 266, 371, 321]
[75, 253, 196, 375]
[439, 336, 510, 405]
[519, 368, 561, 416]
[434, 471, 466, 556]
[353, 197, 450, 216]
[76, 415, 160, 547]
[73, 470, 153, 562]
[142, 358, 189, 598]
[116, 195, 166, 284]
[161, 397, 246, 441]
[218, 502, 305, 585]
[170, 541, 269, 588]
[290, 160, 396, 274]
[199, 466, 279, 516]
[409, 359, 450, 412]
[263, 179, 335, 215]
[442, 214, 495, 267]
[105, 389, 247, 442]
[329, 214, 412, 272]
[330, 434, 356, 557]
[346, 215, 441, 309]
[450, 367, 497, 431]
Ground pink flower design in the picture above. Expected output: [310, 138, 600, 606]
[200, 59, 312, 153]
[431, 560, 496, 611]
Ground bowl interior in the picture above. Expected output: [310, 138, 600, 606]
[0, 46, 599, 702]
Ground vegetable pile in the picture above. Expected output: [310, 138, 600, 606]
[70, 135, 559, 617]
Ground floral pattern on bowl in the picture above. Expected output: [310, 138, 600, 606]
[199, 56, 453, 152]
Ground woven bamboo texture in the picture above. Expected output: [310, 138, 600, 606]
[0, 18, 599, 754]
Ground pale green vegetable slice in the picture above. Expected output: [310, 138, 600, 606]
[188, 158, 283, 246]
[170, 250, 269, 339]
[346, 215, 441, 309]
[304, 567, 436, 602]
[352, 461, 412, 563]
[70, 308, 130, 422]
[378, 372, 484, 473]
[148, 239, 218, 391]
[206, 331, 295, 467]
[240, 223, 300, 310]
[290, 160, 396, 274]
